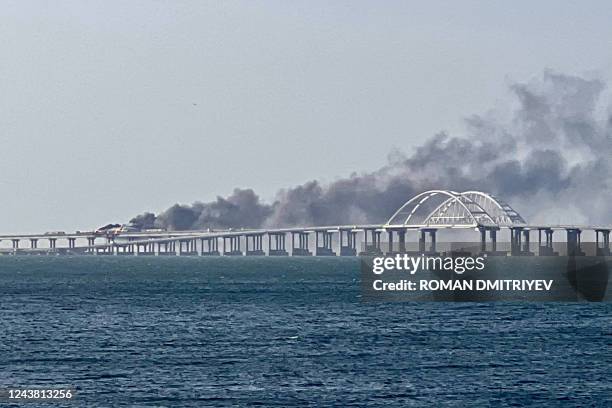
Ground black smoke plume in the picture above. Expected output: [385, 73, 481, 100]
[131, 71, 612, 230]
[131, 189, 273, 230]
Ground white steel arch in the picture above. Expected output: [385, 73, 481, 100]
[385, 190, 526, 229]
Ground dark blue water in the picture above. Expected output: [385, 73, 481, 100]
[1, 257, 610, 407]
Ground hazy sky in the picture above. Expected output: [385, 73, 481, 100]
[1, 1, 612, 233]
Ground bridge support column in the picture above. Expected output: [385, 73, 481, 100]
[538, 228, 557, 256]
[30, 239, 38, 250]
[315, 231, 336, 256]
[595, 229, 610, 256]
[360, 229, 382, 255]
[478, 227, 502, 255]
[48, 238, 57, 250]
[521, 230, 534, 256]
[67, 237, 77, 251]
[510, 227, 523, 256]
[119, 238, 134, 255]
[292, 232, 311, 256]
[224, 236, 242, 256]
[124, 239, 130, 255]
[161, 240, 176, 256]
[200, 237, 220, 256]
[269, 232, 288, 256]
[136, 241, 155, 256]
[479, 227, 486, 253]
[428, 230, 436, 253]
[102, 238, 112, 255]
[398, 229, 406, 253]
[157, 242, 171, 256]
[115, 244, 126, 255]
[418, 229, 437, 254]
[87, 237, 96, 255]
[134, 243, 141, 256]
[246, 234, 265, 256]
[384, 229, 407, 255]
[566, 229, 585, 256]
[179, 239, 197, 256]
[339, 229, 357, 256]
[419, 230, 426, 252]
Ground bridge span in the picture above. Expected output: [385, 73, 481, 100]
[1, 190, 610, 257]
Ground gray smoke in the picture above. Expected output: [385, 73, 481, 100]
[132, 71, 612, 230]
[130, 188, 274, 231]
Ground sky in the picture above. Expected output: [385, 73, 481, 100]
[1, 1, 612, 233]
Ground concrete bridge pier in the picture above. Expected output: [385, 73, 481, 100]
[418, 229, 437, 254]
[122, 238, 135, 255]
[157, 241, 173, 256]
[268, 232, 288, 256]
[595, 229, 610, 256]
[116, 244, 132, 256]
[120, 239, 130, 255]
[135, 241, 155, 256]
[360, 228, 382, 255]
[479, 227, 486, 253]
[292, 232, 312, 256]
[30, 238, 38, 250]
[178, 239, 198, 256]
[200, 237, 220, 256]
[521, 229, 534, 256]
[510, 227, 523, 256]
[315, 231, 336, 256]
[65, 238, 77, 253]
[489, 228, 497, 252]
[223, 236, 243, 256]
[478, 227, 503, 255]
[155, 242, 171, 256]
[11, 239, 20, 253]
[100, 238, 113, 255]
[538, 228, 558, 256]
[398, 229, 407, 253]
[48, 238, 57, 251]
[566, 228, 585, 256]
[384, 228, 407, 255]
[246, 233, 265, 256]
[86, 237, 96, 255]
[339, 229, 357, 256]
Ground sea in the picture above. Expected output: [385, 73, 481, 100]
[0, 257, 610, 407]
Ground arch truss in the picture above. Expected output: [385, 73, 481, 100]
[385, 190, 526, 229]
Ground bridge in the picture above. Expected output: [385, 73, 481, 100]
[1, 190, 610, 257]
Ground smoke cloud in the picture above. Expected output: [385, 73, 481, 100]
[131, 71, 612, 230]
